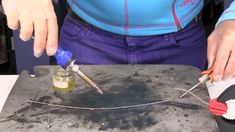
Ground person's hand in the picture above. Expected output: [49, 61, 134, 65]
[207, 20, 235, 81]
[2, 0, 58, 57]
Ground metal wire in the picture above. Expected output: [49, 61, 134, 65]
[174, 88, 208, 106]
[27, 98, 174, 111]
[26, 88, 209, 110]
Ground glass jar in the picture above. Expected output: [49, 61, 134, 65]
[52, 67, 76, 92]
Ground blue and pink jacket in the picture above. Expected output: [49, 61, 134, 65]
[67, 0, 235, 36]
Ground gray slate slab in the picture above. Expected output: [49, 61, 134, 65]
[0, 65, 217, 132]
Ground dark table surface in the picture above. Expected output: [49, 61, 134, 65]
[0, 65, 217, 132]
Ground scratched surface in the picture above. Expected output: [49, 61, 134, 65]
[0, 65, 217, 132]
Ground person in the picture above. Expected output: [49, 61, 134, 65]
[2, 0, 235, 117]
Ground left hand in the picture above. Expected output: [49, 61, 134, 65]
[207, 20, 235, 81]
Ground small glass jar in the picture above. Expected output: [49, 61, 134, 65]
[52, 67, 76, 92]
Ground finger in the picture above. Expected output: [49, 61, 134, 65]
[34, 19, 47, 57]
[209, 73, 214, 82]
[202, 70, 210, 75]
[207, 33, 219, 68]
[2, 0, 19, 30]
[46, 12, 58, 56]
[6, 11, 19, 30]
[19, 12, 33, 41]
[213, 36, 233, 81]
[224, 48, 235, 79]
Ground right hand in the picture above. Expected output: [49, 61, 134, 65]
[2, 0, 58, 57]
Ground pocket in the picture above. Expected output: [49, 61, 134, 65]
[61, 15, 84, 38]
[174, 21, 206, 49]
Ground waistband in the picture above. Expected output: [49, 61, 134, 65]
[68, 9, 202, 34]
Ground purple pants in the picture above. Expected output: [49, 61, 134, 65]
[59, 14, 207, 70]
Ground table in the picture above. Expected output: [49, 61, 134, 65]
[0, 65, 217, 132]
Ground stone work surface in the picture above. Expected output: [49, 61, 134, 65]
[0, 65, 217, 132]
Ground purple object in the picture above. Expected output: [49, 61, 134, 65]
[59, 15, 207, 70]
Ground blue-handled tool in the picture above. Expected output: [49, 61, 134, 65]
[54, 46, 104, 94]
[54, 47, 74, 69]
[31, 36, 103, 94]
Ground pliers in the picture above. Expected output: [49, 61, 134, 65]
[178, 64, 214, 99]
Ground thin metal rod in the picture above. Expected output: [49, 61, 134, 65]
[175, 88, 208, 106]
[178, 81, 203, 99]
[26, 87, 209, 111]
[27, 99, 173, 111]
[75, 69, 103, 94]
